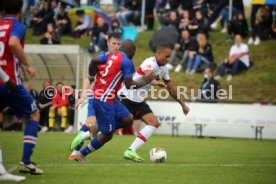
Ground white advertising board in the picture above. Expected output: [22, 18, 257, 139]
[76, 100, 276, 139]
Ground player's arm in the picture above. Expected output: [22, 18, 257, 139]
[75, 78, 93, 108]
[88, 54, 108, 77]
[122, 62, 155, 89]
[164, 80, 189, 115]
[8, 36, 35, 77]
[0, 67, 16, 92]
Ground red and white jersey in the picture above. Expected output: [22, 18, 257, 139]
[93, 51, 135, 103]
[120, 56, 171, 102]
[0, 17, 26, 85]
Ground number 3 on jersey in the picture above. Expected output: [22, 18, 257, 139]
[100, 60, 113, 84]
[0, 31, 6, 57]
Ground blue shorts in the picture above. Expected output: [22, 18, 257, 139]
[92, 98, 130, 134]
[87, 98, 96, 117]
[0, 84, 37, 119]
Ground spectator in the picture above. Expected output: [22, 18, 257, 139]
[145, 0, 156, 30]
[167, 10, 180, 30]
[22, 0, 31, 27]
[71, 10, 93, 38]
[166, 29, 197, 73]
[65, 85, 77, 133]
[116, 0, 141, 27]
[210, 6, 239, 33]
[38, 80, 53, 132]
[97, 19, 123, 51]
[51, 0, 59, 15]
[193, 0, 208, 16]
[40, 23, 61, 44]
[168, 0, 181, 10]
[188, 10, 209, 37]
[248, 7, 273, 46]
[228, 12, 249, 38]
[54, 2, 71, 36]
[88, 17, 109, 52]
[48, 82, 70, 131]
[215, 34, 250, 82]
[199, 67, 221, 103]
[31, 1, 54, 36]
[186, 33, 213, 75]
[113, 0, 124, 12]
[179, 10, 191, 30]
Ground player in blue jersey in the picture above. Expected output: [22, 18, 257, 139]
[0, 0, 43, 178]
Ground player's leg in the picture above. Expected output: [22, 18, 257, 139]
[6, 85, 43, 174]
[0, 144, 26, 182]
[124, 102, 158, 162]
[75, 99, 115, 161]
[70, 98, 97, 151]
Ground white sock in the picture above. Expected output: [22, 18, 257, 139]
[71, 150, 79, 156]
[129, 125, 157, 151]
[81, 131, 91, 141]
[0, 146, 7, 174]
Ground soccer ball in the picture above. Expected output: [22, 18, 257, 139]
[149, 147, 167, 163]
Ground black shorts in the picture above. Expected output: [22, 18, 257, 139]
[119, 97, 152, 120]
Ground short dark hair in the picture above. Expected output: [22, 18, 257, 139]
[3, 0, 23, 15]
[56, 82, 64, 86]
[107, 32, 121, 40]
[156, 43, 172, 51]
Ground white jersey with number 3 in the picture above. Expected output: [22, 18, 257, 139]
[121, 56, 171, 103]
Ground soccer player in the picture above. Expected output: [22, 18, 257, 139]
[74, 40, 155, 161]
[0, 0, 43, 175]
[120, 43, 190, 162]
[69, 33, 121, 160]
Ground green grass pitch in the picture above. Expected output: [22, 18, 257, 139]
[0, 132, 276, 184]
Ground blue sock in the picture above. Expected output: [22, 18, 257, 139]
[80, 137, 103, 156]
[22, 120, 38, 165]
[75, 142, 84, 151]
[80, 124, 88, 132]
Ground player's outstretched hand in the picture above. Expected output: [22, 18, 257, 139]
[75, 97, 85, 109]
[182, 104, 189, 115]
[6, 79, 17, 93]
[26, 66, 36, 78]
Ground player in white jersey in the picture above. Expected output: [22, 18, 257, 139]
[120, 43, 190, 162]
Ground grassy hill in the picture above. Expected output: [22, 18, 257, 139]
[25, 28, 276, 102]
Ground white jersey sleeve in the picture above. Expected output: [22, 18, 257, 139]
[162, 66, 171, 82]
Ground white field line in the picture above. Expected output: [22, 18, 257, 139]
[7, 163, 276, 170]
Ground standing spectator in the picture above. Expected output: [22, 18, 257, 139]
[248, 7, 273, 46]
[40, 23, 61, 44]
[31, 1, 54, 36]
[48, 82, 70, 131]
[215, 34, 250, 82]
[65, 85, 77, 133]
[71, 10, 92, 38]
[0, 113, 3, 131]
[38, 80, 52, 132]
[22, 0, 30, 27]
[145, 0, 156, 30]
[199, 67, 221, 103]
[186, 33, 213, 75]
[54, 2, 71, 36]
[166, 29, 197, 72]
